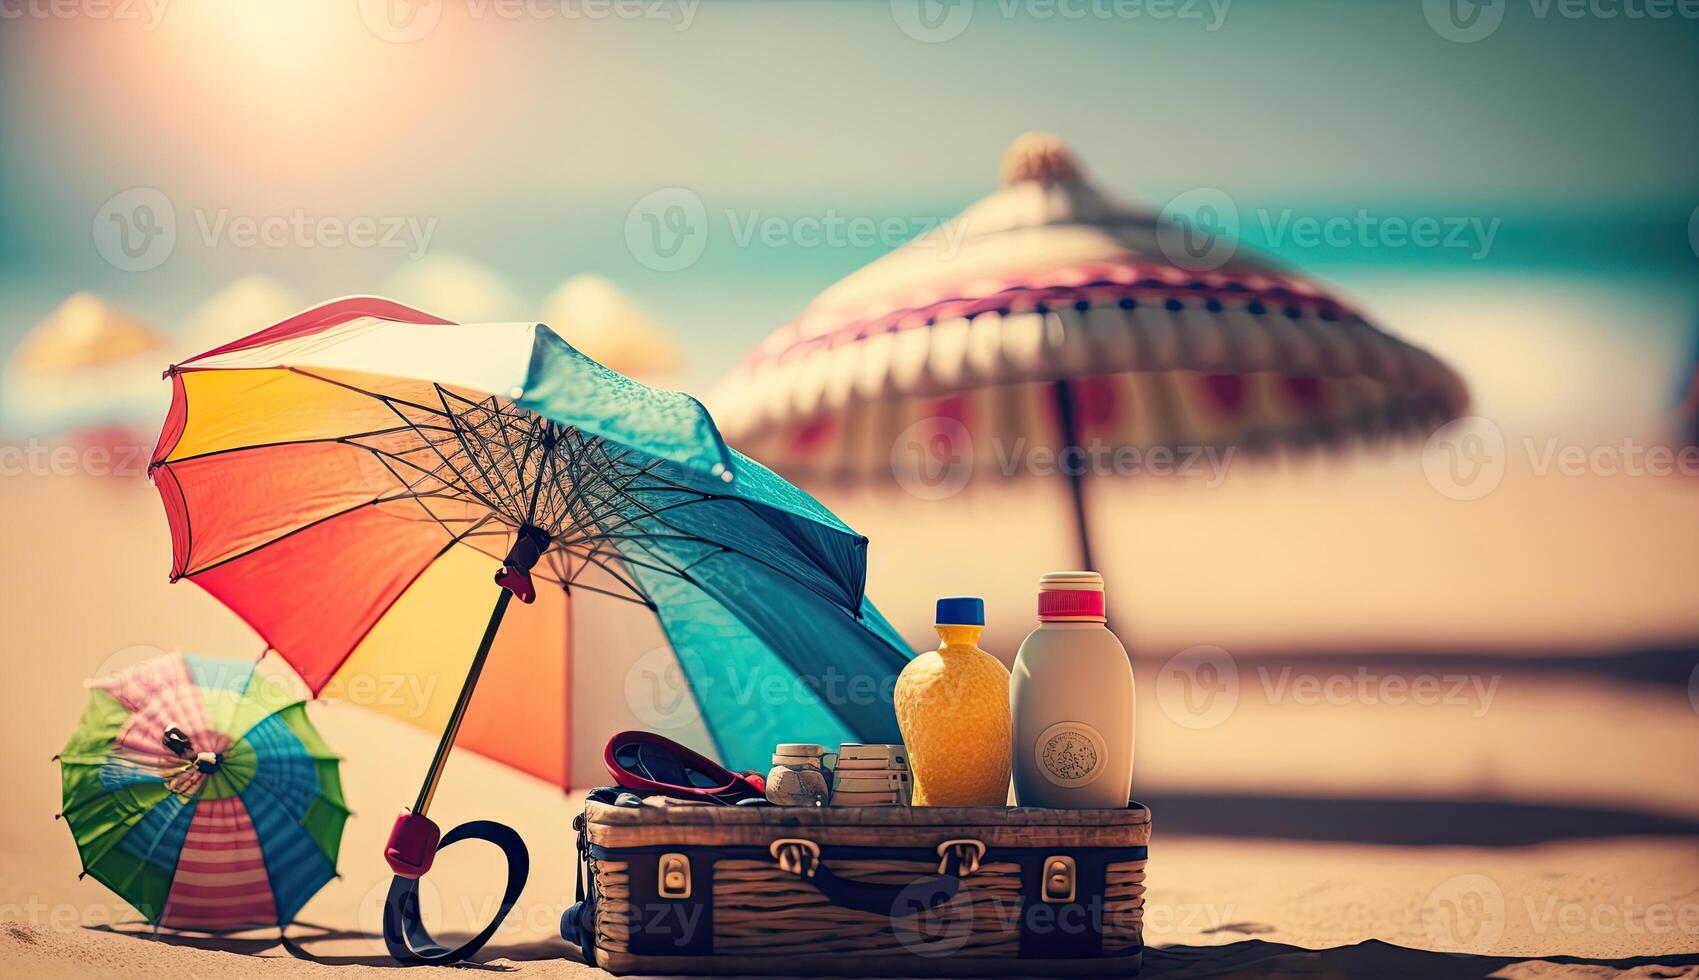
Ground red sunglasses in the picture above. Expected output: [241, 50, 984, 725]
[603, 731, 765, 804]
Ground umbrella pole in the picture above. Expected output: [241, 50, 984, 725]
[1050, 379, 1096, 571]
[412, 587, 514, 816]
[410, 424, 558, 816]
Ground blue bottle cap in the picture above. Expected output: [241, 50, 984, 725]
[934, 596, 985, 626]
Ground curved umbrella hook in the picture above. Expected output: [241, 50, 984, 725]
[382, 519, 552, 966]
[383, 820, 529, 965]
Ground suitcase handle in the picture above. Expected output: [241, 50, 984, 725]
[769, 838, 983, 917]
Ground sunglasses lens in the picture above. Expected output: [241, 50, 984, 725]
[613, 742, 643, 770]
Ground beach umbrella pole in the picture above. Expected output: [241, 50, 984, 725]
[381, 536, 542, 966]
[1051, 378, 1096, 571]
[382, 441, 554, 965]
[412, 586, 515, 816]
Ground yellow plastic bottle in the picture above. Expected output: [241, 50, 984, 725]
[893, 597, 1012, 806]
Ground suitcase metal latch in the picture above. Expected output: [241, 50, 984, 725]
[769, 838, 820, 877]
[1041, 855, 1076, 904]
[935, 838, 985, 876]
[657, 852, 691, 900]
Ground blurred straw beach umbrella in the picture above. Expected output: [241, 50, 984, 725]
[179, 276, 304, 361]
[540, 274, 682, 384]
[1, 292, 169, 448]
[379, 253, 523, 324]
[708, 134, 1469, 574]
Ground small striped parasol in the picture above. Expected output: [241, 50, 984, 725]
[56, 652, 345, 931]
[708, 134, 1469, 569]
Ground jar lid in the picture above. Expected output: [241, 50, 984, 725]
[1038, 571, 1106, 621]
[1038, 571, 1103, 591]
[935, 596, 985, 626]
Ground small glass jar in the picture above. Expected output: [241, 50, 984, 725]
[765, 743, 833, 806]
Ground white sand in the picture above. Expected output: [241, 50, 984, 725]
[3, 472, 1697, 977]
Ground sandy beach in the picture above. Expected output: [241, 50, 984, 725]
[3, 472, 1697, 977]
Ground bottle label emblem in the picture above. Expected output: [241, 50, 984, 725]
[1034, 721, 1106, 787]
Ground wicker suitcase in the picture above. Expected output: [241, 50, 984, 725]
[563, 790, 1149, 976]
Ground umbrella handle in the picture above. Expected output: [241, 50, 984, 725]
[383, 819, 529, 966]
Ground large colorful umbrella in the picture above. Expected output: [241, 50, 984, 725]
[56, 651, 345, 932]
[148, 296, 911, 961]
[708, 134, 1468, 573]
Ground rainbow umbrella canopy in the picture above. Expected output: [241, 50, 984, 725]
[708, 134, 1469, 572]
[57, 652, 345, 931]
[147, 295, 909, 804]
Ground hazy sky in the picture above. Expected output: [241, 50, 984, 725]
[2, 0, 1696, 388]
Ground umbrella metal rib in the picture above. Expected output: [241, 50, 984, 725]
[162, 366, 876, 814]
[279, 377, 755, 814]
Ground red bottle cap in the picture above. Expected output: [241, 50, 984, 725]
[1036, 570, 1106, 622]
